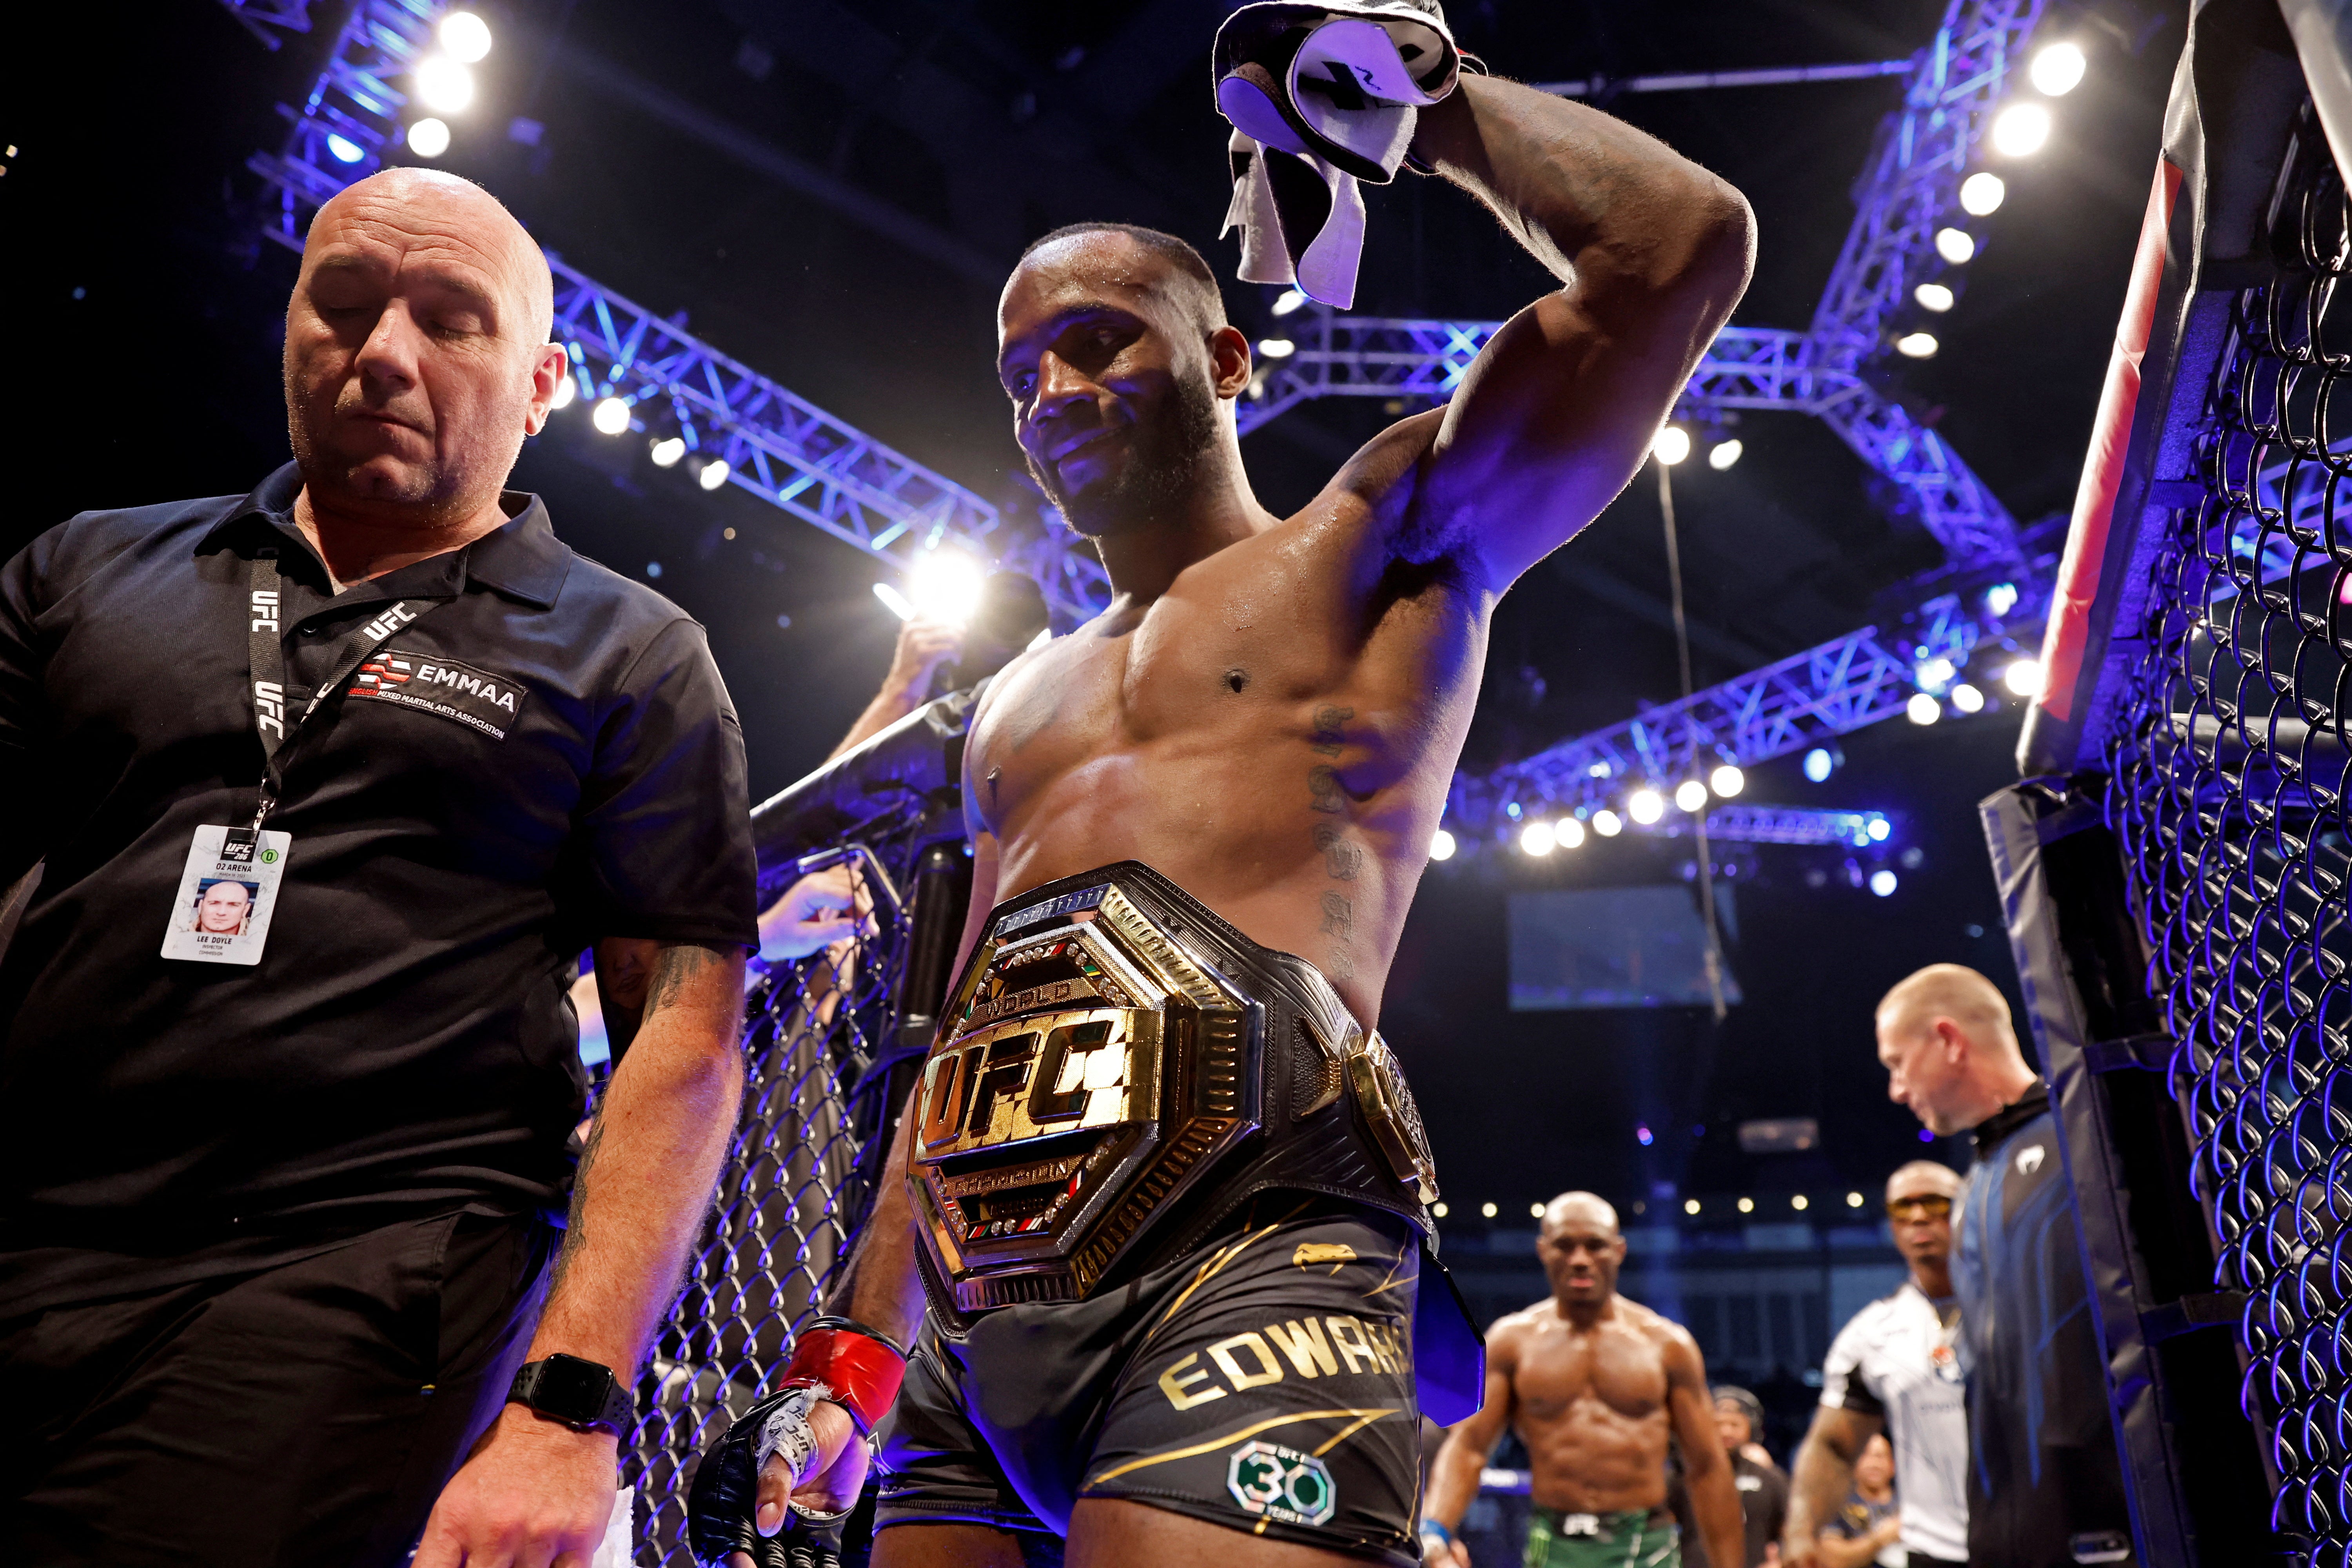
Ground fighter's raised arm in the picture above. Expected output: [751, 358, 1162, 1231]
[1403, 75, 1755, 589]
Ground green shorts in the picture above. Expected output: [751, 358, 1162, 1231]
[1523, 1508, 1680, 1568]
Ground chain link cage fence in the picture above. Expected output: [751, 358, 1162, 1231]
[614, 818, 943, 1566]
[2101, 109, 2352, 1557]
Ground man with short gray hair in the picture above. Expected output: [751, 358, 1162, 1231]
[0, 167, 759, 1566]
[1864, 964, 2134, 1568]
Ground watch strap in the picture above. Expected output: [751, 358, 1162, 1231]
[507, 1354, 635, 1434]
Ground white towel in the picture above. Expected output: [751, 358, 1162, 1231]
[588, 1483, 635, 1568]
[1212, 0, 1470, 308]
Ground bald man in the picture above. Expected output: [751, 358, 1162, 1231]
[0, 169, 760, 1566]
[1869, 965, 2134, 1568]
[1422, 1194, 1743, 1568]
[1783, 1162, 1967, 1568]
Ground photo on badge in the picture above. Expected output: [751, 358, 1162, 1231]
[160, 824, 290, 966]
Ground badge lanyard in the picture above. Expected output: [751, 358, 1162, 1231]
[237, 548, 437, 846]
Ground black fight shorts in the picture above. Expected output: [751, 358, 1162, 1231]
[875, 1194, 1424, 1566]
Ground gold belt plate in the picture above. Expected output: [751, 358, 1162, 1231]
[908, 883, 1257, 1310]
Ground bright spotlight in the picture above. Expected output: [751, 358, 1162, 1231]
[1916, 657, 1956, 690]
[1531, 1202, 1547, 1218]
[1936, 227, 1978, 264]
[1915, 282, 1955, 312]
[1986, 582, 2021, 617]
[1674, 779, 1708, 813]
[1847, 1191, 1865, 1208]
[1870, 868, 1899, 897]
[1896, 332, 1940, 359]
[1592, 809, 1624, 838]
[1521, 820, 1557, 857]
[549, 375, 576, 410]
[1960, 171, 2007, 216]
[1430, 828, 1457, 862]
[406, 118, 451, 158]
[590, 396, 632, 436]
[1271, 288, 1308, 317]
[1707, 438, 1743, 471]
[1737, 1196, 1755, 1214]
[1628, 788, 1665, 826]
[439, 11, 493, 64]
[1951, 682, 1987, 713]
[698, 459, 731, 491]
[1433, 1201, 1449, 1217]
[1557, 817, 1587, 850]
[908, 547, 985, 627]
[1991, 102, 2053, 158]
[1257, 338, 1296, 359]
[1652, 426, 1691, 466]
[326, 133, 366, 165]
[872, 582, 915, 621]
[1480, 1201, 1499, 1219]
[414, 56, 475, 116]
[2004, 658, 2044, 697]
[1684, 1198, 1702, 1215]
[649, 437, 685, 468]
[1867, 817, 1891, 842]
[1906, 691, 1942, 725]
[2029, 41, 2087, 96]
[1710, 764, 1745, 798]
[1802, 747, 1835, 784]
[1792, 1194, 1809, 1211]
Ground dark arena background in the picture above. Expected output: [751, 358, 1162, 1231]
[14, 0, 2352, 1563]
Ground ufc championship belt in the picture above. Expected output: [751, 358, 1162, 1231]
[909, 861, 1439, 1314]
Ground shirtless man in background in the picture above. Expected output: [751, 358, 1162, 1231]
[1421, 1195, 1742, 1568]
[695, 55, 1753, 1568]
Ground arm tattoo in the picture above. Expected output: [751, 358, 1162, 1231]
[549, 1112, 607, 1294]
[646, 942, 722, 1014]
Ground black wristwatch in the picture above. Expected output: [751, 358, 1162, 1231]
[507, 1353, 635, 1434]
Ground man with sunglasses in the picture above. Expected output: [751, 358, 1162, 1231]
[1861, 964, 2134, 1568]
[1783, 1163, 1967, 1568]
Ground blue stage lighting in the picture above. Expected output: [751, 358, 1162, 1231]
[1986, 581, 2020, 617]
[1636, 1125, 1654, 1146]
[1870, 869, 1898, 897]
[1803, 747, 1835, 783]
[1918, 1127, 1937, 1143]
[326, 133, 365, 165]
[1867, 817, 1892, 842]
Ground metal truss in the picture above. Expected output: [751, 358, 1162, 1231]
[216, 0, 315, 48]
[1668, 804, 1895, 848]
[243, 0, 1109, 621]
[1806, 0, 2044, 376]
[1452, 593, 2000, 828]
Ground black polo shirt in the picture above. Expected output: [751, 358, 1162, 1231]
[0, 464, 759, 1316]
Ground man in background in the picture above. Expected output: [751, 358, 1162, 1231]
[1784, 1160, 1966, 1568]
[1423, 1193, 1744, 1568]
[1711, 1385, 1788, 1566]
[1870, 964, 2134, 1568]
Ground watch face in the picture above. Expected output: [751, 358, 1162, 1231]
[533, 1354, 614, 1419]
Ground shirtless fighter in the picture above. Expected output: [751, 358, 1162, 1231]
[688, 36, 1753, 1568]
[1420, 1195, 1742, 1568]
